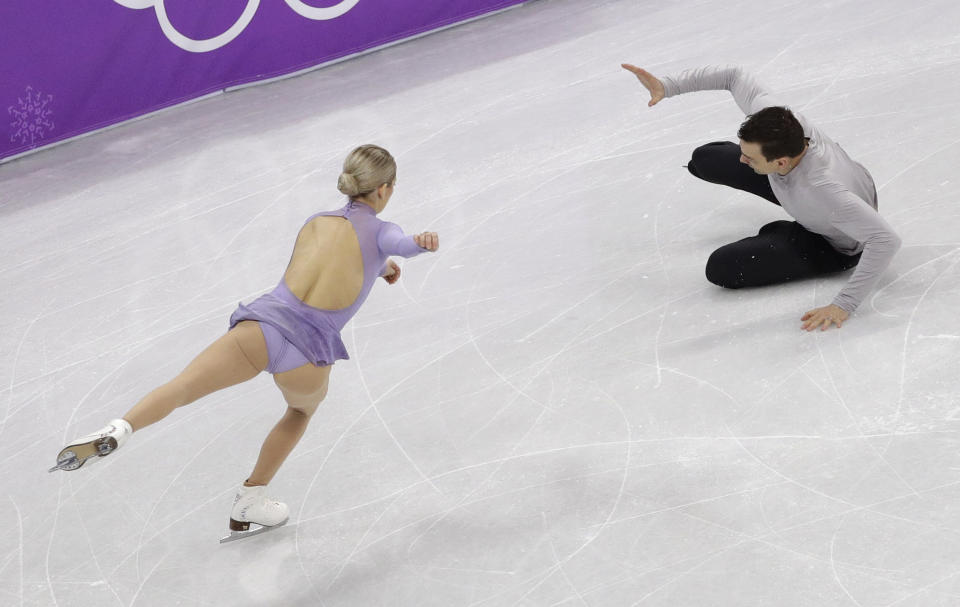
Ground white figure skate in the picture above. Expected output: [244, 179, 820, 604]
[220, 484, 290, 544]
[49, 419, 133, 472]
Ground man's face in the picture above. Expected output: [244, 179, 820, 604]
[739, 140, 779, 174]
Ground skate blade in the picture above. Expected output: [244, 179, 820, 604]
[48, 457, 80, 473]
[48, 437, 116, 473]
[219, 519, 289, 544]
[47, 451, 95, 473]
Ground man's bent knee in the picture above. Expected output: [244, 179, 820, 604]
[689, 141, 735, 183]
[705, 249, 744, 289]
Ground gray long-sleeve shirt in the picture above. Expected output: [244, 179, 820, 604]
[661, 66, 901, 312]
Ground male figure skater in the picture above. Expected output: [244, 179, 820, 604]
[623, 64, 901, 331]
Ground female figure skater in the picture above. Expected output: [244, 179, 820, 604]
[51, 145, 439, 539]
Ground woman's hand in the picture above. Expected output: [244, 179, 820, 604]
[415, 232, 439, 251]
[381, 259, 401, 284]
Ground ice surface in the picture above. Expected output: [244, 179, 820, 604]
[2, 0, 959, 605]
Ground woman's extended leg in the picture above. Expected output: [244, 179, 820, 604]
[123, 320, 269, 431]
[52, 321, 270, 472]
[244, 362, 332, 487]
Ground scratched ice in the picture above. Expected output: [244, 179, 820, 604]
[2, 0, 959, 605]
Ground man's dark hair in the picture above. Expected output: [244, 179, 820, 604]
[738, 106, 805, 160]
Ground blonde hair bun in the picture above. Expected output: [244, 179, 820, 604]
[338, 145, 397, 199]
[337, 172, 361, 197]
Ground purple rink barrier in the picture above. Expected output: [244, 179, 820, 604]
[0, 0, 526, 163]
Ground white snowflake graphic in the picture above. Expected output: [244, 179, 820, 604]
[8, 86, 55, 145]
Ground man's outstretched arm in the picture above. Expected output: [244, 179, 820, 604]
[623, 64, 782, 116]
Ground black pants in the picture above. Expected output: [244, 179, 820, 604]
[687, 141, 861, 289]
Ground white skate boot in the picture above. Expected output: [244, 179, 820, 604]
[220, 484, 290, 543]
[49, 418, 133, 472]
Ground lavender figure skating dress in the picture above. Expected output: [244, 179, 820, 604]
[229, 201, 428, 372]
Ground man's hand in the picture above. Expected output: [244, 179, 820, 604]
[621, 64, 665, 107]
[381, 259, 401, 284]
[414, 231, 439, 251]
[801, 304, 849, 331]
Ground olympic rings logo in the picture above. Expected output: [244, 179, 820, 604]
[113, 0, 362, 53]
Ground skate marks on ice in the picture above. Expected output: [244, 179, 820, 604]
[5, 0, 960, 604]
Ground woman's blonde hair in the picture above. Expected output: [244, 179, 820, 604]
[337, 145, 397, 198]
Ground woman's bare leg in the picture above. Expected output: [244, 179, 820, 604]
[123, 321, 268, 431]
[245, 363, 331, 486]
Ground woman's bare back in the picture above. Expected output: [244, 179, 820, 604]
[282, 216, 363, 310]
